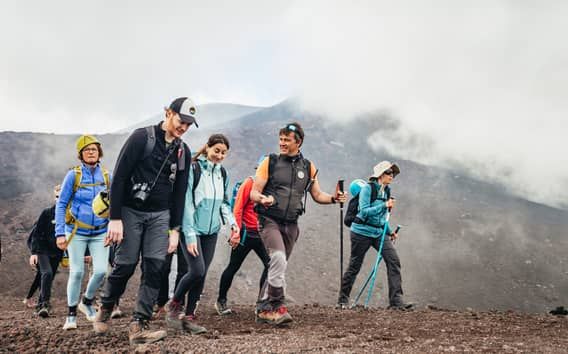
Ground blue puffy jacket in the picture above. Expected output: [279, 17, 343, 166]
[55, 163, 110, 236]
[351, 181, 392, 238]
[182, 156, 235, 244]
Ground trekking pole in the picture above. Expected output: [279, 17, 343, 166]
[337, 179, 345, 292]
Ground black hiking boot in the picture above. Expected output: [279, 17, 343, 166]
[388, 303, 414, 311]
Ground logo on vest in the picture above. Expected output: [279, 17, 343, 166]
[297, 171, 305, 179]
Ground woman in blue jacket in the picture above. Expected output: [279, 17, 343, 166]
[167, 134, 237, 335]
[55, 135, 111, 330]
[337, 161, 412, 310]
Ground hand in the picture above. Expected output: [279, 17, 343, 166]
[84, 255, 92, 264]
[335, 191, 347, 204]
[168, 230, 179, 254]
[386, 198, 396, 210]
[105, 219, 123, 246]
[187, 242, 199, 257]
[259, 194, 274, 208]
[229, 226, 240, 249]
[390, 232, 398, 241]
[56, 236, 68, 250]
[29, 255, 38, 267]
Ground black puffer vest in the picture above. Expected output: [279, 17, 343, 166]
[257, 153, 311, 223]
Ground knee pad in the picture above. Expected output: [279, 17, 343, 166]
[267, 251, 287, 288]
[142, 258, 165, 289]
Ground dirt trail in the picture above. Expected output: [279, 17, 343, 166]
[1, 297, 566, 353]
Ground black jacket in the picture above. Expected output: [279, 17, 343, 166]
[110, 122, 191, 229]
[29, 206, 62, 256]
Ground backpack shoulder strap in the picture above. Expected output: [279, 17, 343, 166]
[370, 182, 378, 203]
[221, 166, 227, 192]
[101, 167, 110, 189]
[72, 165, 82, 193]
[177, 142, 187, 171]
[143, 126, 156, 160]
[191, 162, 201, 207]
[267, 153, 278, 176]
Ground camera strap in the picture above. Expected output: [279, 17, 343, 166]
[148, 140, 179, 192]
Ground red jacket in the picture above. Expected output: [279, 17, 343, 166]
[233, 176, 258, 232]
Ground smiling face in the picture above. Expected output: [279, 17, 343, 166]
[279, 131, 301, 156]
[165, 110, 191, 139]
[81, 143, 100, 165]
[206, 142, 229, 164]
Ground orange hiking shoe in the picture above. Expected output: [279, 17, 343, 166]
[256, 305, 293, 325]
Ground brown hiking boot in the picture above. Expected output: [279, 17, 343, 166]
[256, 305, 293, 325]
[93, 307, 112, 334]
[128, 320, 167, 345]
[181, 315, 207, 335]
[165, 300, 184, 331]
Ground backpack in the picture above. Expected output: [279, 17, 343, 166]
[65, 165, 111, 225]
[190, 161, 227, 208]
[230, 177, 251, 210]
[143, 125, 186, 171]
[344, 182, 386, 227]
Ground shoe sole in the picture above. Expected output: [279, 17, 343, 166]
[255, 317, 293, 326]
[63, 324, 77, 330]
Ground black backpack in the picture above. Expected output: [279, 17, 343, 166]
[26, 222, 38, 251]
[190, 161, 227, 208]
[344, 182, 386, 227]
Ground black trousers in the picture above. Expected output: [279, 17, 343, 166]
[156, 244, 188, 307]
[37, 254, 62, 307]
[173, 234, 217, 315]
[217, 232, 270, 303]
[338, 231, 403, 307]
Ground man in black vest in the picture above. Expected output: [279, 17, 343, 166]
[251, 122, 346, 325]
[93, 97, 194, 345]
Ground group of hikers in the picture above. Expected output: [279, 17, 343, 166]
[24, 96, 412, 345]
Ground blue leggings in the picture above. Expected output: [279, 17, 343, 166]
[66, 233, 109, 307]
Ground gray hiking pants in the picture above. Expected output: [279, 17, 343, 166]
[257, 216, 299, 311]
[101, 207, 169, 320]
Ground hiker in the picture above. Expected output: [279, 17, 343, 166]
[55, 135, 111, 330]
[166, 133, 237, 335]
[250, 122, 347, 325]
[337, 161, 413, 310]
[215, 155, 270, 316]
[93, 97, 194, 345]
[26, 185, 64, 317]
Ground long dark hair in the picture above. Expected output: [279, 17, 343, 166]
[192, 134, 230, 162]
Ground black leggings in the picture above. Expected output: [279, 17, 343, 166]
[37, 254, 61, 306]
[218, 234, 269, 302]
[156, 245, 188, 307]
[173, 234, 218, 315]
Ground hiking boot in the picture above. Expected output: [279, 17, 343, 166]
[110, 306, 124, 319]
[215, 300, 232, 316]
[37, 304, 50, 318]
[335, 302, 349, 310]
[388, 303, 414, 311]
[165, 300, 184, 331]
[63, 316, 77, 330]
[152, 304, 167, 320]
[93, 307, 112, 334]
[256, 306, 293, 325]
[79, 301, 97, 322]
[181, 316, 207, 335]
[23, 298, 36, 309]
[128, 319, 167, 345]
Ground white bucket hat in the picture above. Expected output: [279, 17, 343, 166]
[370, 161, 400, 179]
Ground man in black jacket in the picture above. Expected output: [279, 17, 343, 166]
[28, 185, 64, 317]
[93, 97, 196, 345]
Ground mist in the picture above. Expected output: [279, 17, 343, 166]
[0, 0, 567, 207]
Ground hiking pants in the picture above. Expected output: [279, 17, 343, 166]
[101, 207, 169, 320]
[156, 244, 187, 308]
[258, 216, 299, 311]
[217, 230, 270, 303]
[66, 232, 109, 307]
[338, 231, 403, 306]
[37, 254, 61, 307]
[173, 234, 218, 315]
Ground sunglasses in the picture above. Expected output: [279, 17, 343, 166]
[169, 163, 177, 184]
[383, 169, 394, 176]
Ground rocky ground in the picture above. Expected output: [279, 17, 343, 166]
[1, 297, 567, 353]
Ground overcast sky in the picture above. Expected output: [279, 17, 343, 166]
[1, 0, 567, 207]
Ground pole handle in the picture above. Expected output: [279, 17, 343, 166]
[337, 179, 344, 208]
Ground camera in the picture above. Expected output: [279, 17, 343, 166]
[131, 182, 151, 208]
